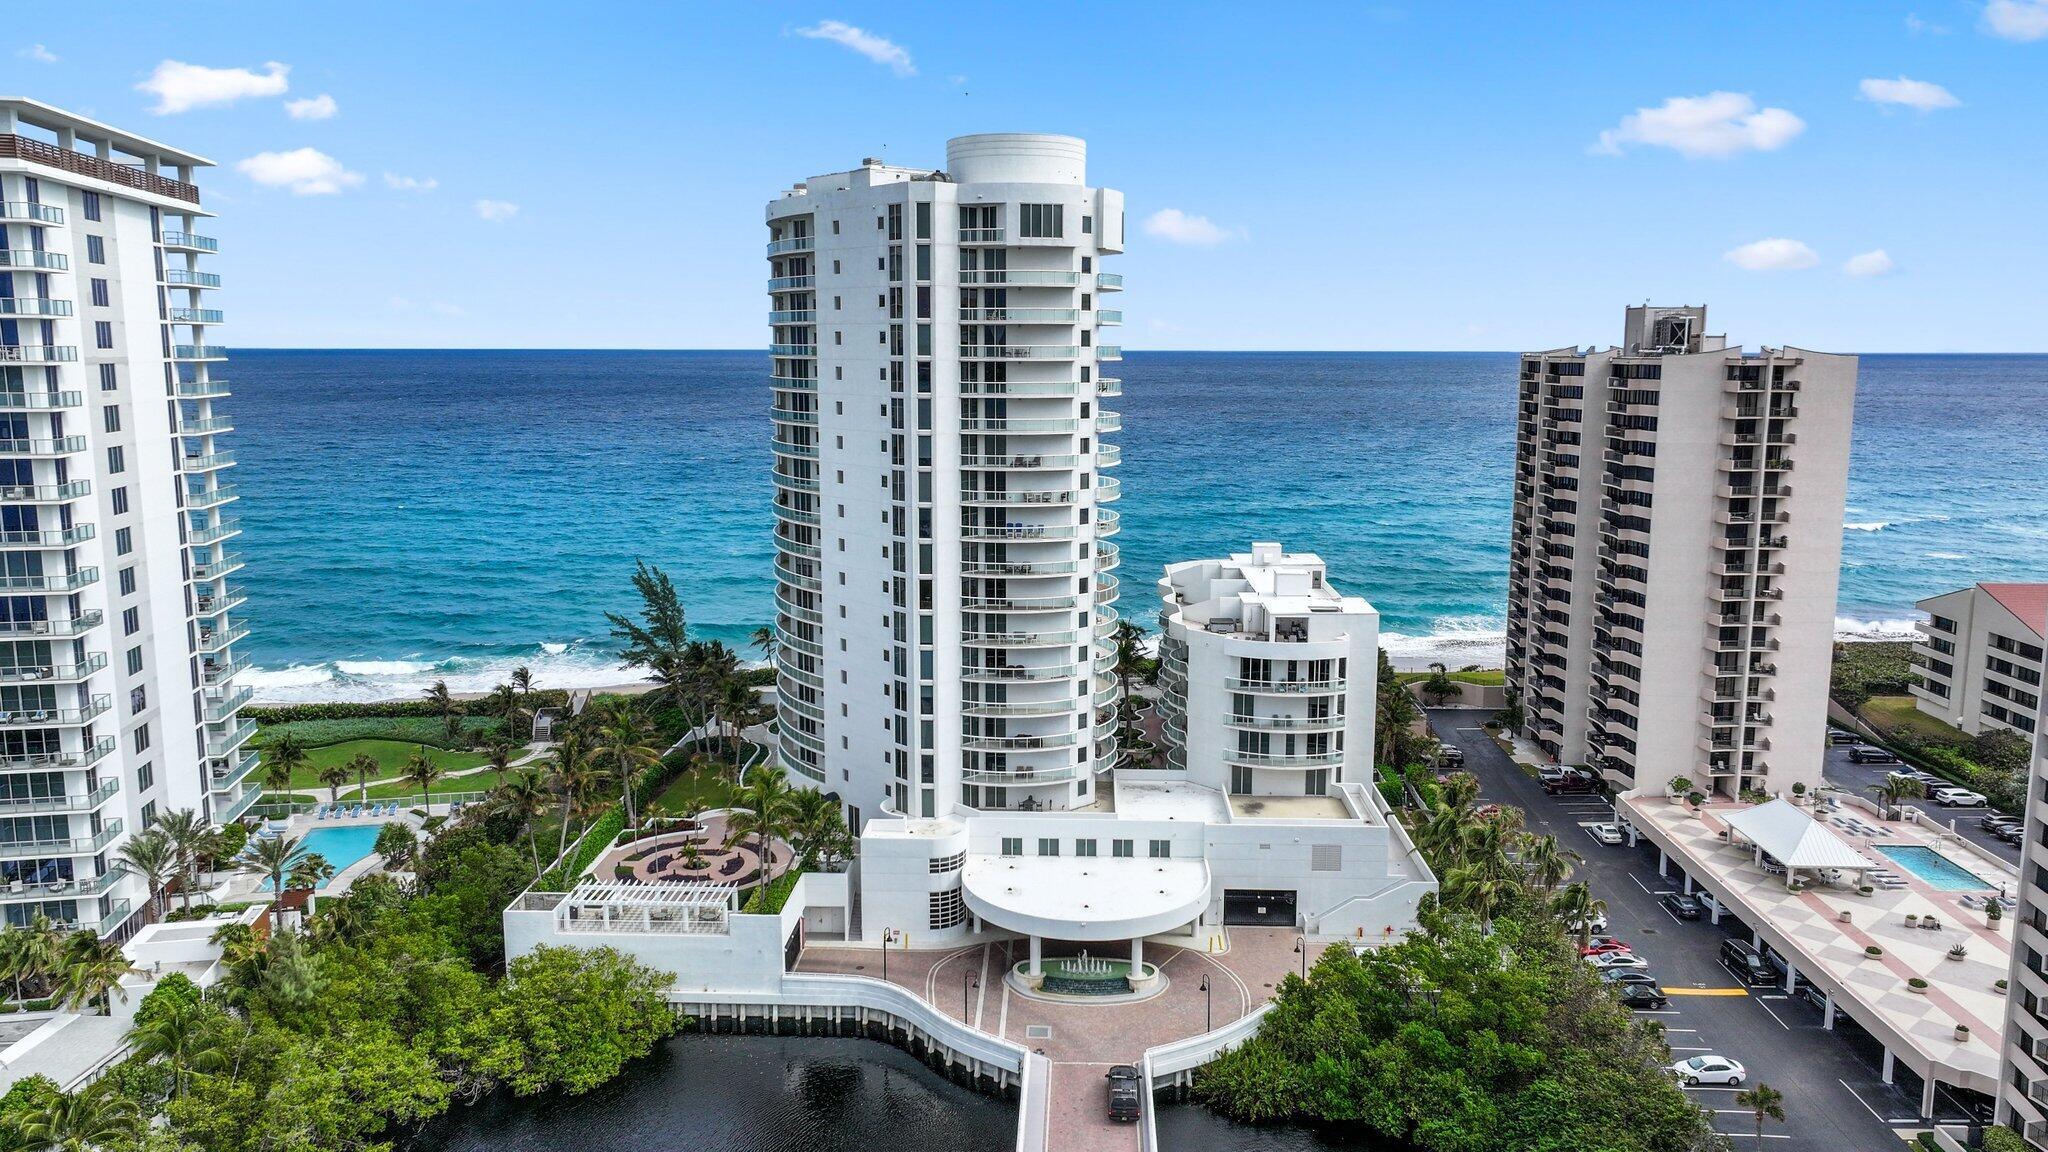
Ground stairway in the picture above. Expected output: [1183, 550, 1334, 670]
[846, 857, 863, 941]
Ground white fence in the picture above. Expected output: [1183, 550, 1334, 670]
[1138, 1004, 1273, 1152]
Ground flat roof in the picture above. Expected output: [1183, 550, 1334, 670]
[962, 854, 1210, 940]
[1112, 777, 1231, 823]
[0, 97, 213, 166]
[1622, 794, 2008, 1096]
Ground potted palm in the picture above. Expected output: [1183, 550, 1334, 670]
[1667, 775, 1692, 801]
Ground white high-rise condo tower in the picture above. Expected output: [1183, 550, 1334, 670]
[0, 101, 251, 938]
[768, 134, 1125, 828]
[1504, 306, 1855, 798]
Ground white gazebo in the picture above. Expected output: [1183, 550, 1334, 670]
[1722, 799, 1874, 888]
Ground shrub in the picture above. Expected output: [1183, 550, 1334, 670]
[1829, 641, 1914, 710]
[1985, 1127, 2028, 1152]
[1907, 977, 1928, 989]
[244, 690, 569, 725]
[543, 807, 626, 890]
[252, 715, 502, 751]
[742, 869, 803, 914]
[1865, 945, 1883, 956]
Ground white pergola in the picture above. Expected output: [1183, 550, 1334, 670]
[1723, 799, 1874, 889]
[556, 879, 739, 935]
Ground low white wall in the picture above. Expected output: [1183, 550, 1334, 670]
[1139, 1003, 1273, 1152]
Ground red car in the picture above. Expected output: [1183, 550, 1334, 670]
[1579, 938, 1632, 957]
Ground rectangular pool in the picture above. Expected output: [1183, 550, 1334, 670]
[1874, 844, 1991, 892]
[261, 824, 382, 890]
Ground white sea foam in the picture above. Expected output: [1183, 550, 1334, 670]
[1843, 521, 1889, 532]
[1834, 616, 1921, 641]
[540, 642, 569, 655]
[333, 659, 436, 676]
[249, 644, 646, 705]
[243, 664, 337, 691]
[1380, 615, 1508, 670]
[1926, 552, 1969, 561]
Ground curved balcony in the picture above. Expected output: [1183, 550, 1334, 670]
[771, 439, 819, 460]
[1227, 748, 1345, 769]
[770, 406, 819, 426]
[771, 471, 820, 495]
[1096, 309, 1123, 326]
[765, 236, 815, 256]
[1226, 712, 1344, 732]
[1094, 576, 1120, 606]
[767, 274, 816, 293]
[160, 231, 218, 252]
[1096, 509, 1121, 537]
[0, 250, 67, 272]
[772, 503, 820, 529]
[961, 489, 1076, 507]
[961, 345, 1079, 361]
[959, 270, 1078, 287]
[959, 523, 1076, 543]
[963, 628, 1083, 648]
[1098, 444, 1122, 467]
[962, 699, 1080, 718]
[961, 453, 1080, 470]
[163, 269, 220, 288]
[961, 558, 1081, 577]
[1225, 676, 1345, 695]
[959, 307, 1079, 323]
[0, 298, 71, 318]
[1096, 542, 1120, 572]
[959, 417, 1080, 434]
[963, 594, 1080, 613]
[768, 309, 817, 325]
[960, 380, 1077, 397]
[773, 588, 823, 626]
[1097, 346, 1123, 361]
[1096, 411, 1123, 433]
[0, 694, 112, 728]
[0, 202, 63, 224]
[768, 342, 818, 358]
[961, 764, 1085, 786]
[781, 723, 826, 757]
[1097, 377, 1122, 398]
[963, 663, 1080, 683]
[0, 525, 95, 549]
[774, 533, 821, 560]
[1095, 476, 1120, 503]
[962, 731, 1082, 752]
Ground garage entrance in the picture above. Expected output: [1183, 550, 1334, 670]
[1223, 889, 1297, 926]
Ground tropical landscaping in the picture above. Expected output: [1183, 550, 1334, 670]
[1829, 640, 2033, 813]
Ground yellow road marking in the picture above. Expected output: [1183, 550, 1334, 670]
[1662, 987, 1751, 997]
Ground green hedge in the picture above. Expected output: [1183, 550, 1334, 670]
[1828, 641, 1915, 711]
[244, 690, 571, 725]
[742, 869, 803, 914]
[253, 716, 503, 750]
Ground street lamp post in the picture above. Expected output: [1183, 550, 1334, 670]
[883, 928, 900, 984]
[1294, 936, 1306, 980]
[966, 970, 980, 1021]
[1199, 973, 1211, 1032]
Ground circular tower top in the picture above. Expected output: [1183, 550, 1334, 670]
[945, 133, 1087, 186]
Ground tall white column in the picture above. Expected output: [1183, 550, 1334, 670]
[1130, 937, 1143, 972]
[1028, 935, 1042, 977]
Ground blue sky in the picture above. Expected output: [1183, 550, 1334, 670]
[9, 1, 2046, 351]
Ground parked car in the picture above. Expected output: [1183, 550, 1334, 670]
[1896, 769, 1941, 786]
[1668, 1055, 1746, 1086]
[1537, 765, 1568, 784]
[1590, 822, 1626, 845]
[1932, 787, 1988, 807]
[1661, 893, 1704, 920]
[1719, 939, 1775, 985]
[1544, 770, 1599, 795]
[1569, 913, 1610, 935]
[1582, 934, 1628, 951]
[1601, 969, 1661, 987]
[1996, 823, 2026, 845]
[1981, 814, 2023, 834]
[1580, 940, 1634, 957]
[1105, 1065, 1142, 1122]
[1618, 983, 1669, 1010]
[1827, 729, 1862, 747]
[1696, 891, 1725, 917]
[1586, 951, 1650, 971]
[1437, 745, 1464, 770]
[1849, 746, 1899, 765]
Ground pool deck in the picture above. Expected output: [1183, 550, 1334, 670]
[1620, 793, 2010, 1104]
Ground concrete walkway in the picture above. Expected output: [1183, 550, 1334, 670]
[797, 927, 1302, 1150]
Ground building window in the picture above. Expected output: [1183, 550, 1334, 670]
[1075, 839, 1097, 857]
[1037, 837, 1060, 856]
[122, 607, 139, 635]
[1149, 839, 1172, 859]
[90, 279, 109, 307]
[86, 235, 105, 263]
[102, 405, 121, 433]
[133, 723, 150, 752]
[107, 446, 124, 474]
[81, 192, 101, 221]
[112, 488, 129, 515]
[94, 321, 112, 349]
[1112, 839, 1133, 858]
[118, 567, 135, 595]
[98, 364, 116, 391]
[1000, 837, 1021, 857]
[114, 527, 131, 556]
[126, 646, 142, 674]
[141, 800, 157, 828]
[1019, 203, 1064, 238]
[1082, 215, 1093, 234]
[130, 686, 146, 715]
[929, 850, 965, 874]
[928, 886, 967, 931]
[136, 762, 153, 792]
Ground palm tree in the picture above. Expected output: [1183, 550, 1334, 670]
[494, 767, 551, 877]
[263, 732, 308, 801]
[484, 735, 518, 791]
[729, 764, 800, 894]
[56, 931, 139, 1016]
[1868, 775, 1925, 820]
[716, 679, 766, 759]
[486, 684, 523, 745]
[0, 914, 62, 1003]
[1551, 882, 1606, 949]
[127, 992, 220, 1098]
[1111, 619, 1148, 698]
[208, 920, 261, 968]
[1441, 865, 1517, 935]
[116, 827, 179, 917]
[511, 664, 536, 739]
[14, 1081, 140, 1151]
[423, 679, 455, 729]
[287, 852, 334, 892]
[1521, 833, 1581, 893]
[1439, 771, 1480, 814]
[1734, 1083, 1785, 1143]
[588, 702, 659, 829]
[154, 808, 211, 911]
[235, 834, 312, 933]
[318, 760, 350, 804]
[1413, 803, 1468, 867]
[750, 625, 778, 666]
[404, 748, 444, 814]
[605, 560, 691, 707]
[549, 732, 603, 860]
[788, 788, 849, 870]
[348, 751, 379, 802]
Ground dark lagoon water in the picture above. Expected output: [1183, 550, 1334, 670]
[413, 1035, 1015, 1152]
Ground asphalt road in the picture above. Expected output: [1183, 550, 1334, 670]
[1426, 707, 1986, 1149]
[1820, 740, 2021, 869]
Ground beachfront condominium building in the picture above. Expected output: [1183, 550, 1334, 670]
[1504, 306, 1856, 798]
[0, 101, 251, 938]
[1156, 543, 1378, 804]
[1998, 626, 2048, 1143]
[1912, 583, 2044, 740]
[767, 134, 1125, 828]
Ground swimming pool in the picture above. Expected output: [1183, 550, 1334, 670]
[1874, 844, 1991, 892]
[261, 824, 383, 890]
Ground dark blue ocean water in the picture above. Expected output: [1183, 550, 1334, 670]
[226, 350, 2048, 701]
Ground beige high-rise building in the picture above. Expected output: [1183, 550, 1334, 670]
[1504, 306, 1856, 798]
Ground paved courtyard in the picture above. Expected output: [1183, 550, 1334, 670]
[798, 926, 1303, 1150]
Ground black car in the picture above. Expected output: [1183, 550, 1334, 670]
[1617, 983, 1669, 1010]
[1719, 939, 1775, 985]
[1996, 823, 2026, 845]
[1438, 746, 1465, 770]
[1544, 770, 1599, 795]
[1981, 814, 2024, 835]
[1661, 893, 1704, 920]
[1600, 969, 1660, 987]
[1106, 1065, 1142, 1122]
[1848, 746, 1899, 765]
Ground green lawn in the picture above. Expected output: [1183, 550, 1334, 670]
[1859, 695, 1965, 745]
[287, 739, 492, 798]
[653, 766, 742, 815]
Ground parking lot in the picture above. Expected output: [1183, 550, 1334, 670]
[1427, 708, 1990, 1148]
[1820, 740, 2021, 869]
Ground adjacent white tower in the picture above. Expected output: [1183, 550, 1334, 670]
[1156, 543, 1378, 800]
[767, 135, 1125, 826]
[0, 100, 252, 938]
[1504, 306, 1855, 798]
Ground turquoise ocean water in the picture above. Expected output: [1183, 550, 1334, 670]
[226, 350, 2048, 701]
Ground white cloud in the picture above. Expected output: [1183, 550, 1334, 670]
[1984, 0, 2048, 40]
[1859, 76, 1960, 111]
[1724, 238, 1819, 271]
[1594, 92, 1805, 158]
[1844, 249, 1896, 277]
[794, 20, 915, 76]
[473, 198, 519, 222]
[383, 173, 438, 192]
[284, 94, 338, 120]
[137, 59, 290, 114]
[234, 148, 361, 195]
[1905, 13, 1950, 34]
[1141, 208, 1244, 245]
[18, 44, 58, 64]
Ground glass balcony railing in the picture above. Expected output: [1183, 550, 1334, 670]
[197, 623, 250, 653]
[0, 611, 101, 638]
[0, 777, 118, 816]
[0, 737, 114, 771]
[0, 250, 67, 271]
[182, 451, 236, 472]
[0, 298, 71, 317]
[0, 202, 63, 224]
[0, 653, 106, 684]
[168, 307, 225, 324]
[0, 695, 112, 727]
[159, 230, 219, 252]
[1097, 272, 1123, 290]
[163, 269, 221, 288]
[765, 236, 815, 255]
[0, 567, 98, 592]
[171, 345, 229, 360]
[0, 479, 90, 501]
[0, 390, 82, 410]
[191, 553, 245, 581]
[0, 818, 120, 859]
[0, 525, 95, 548]
[174, 380, 231, 399]
[187, 518, 241, 546]
[185, 483, 238, 509]
[217, 786, 261, 822]
[0, 347, 77, 365]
